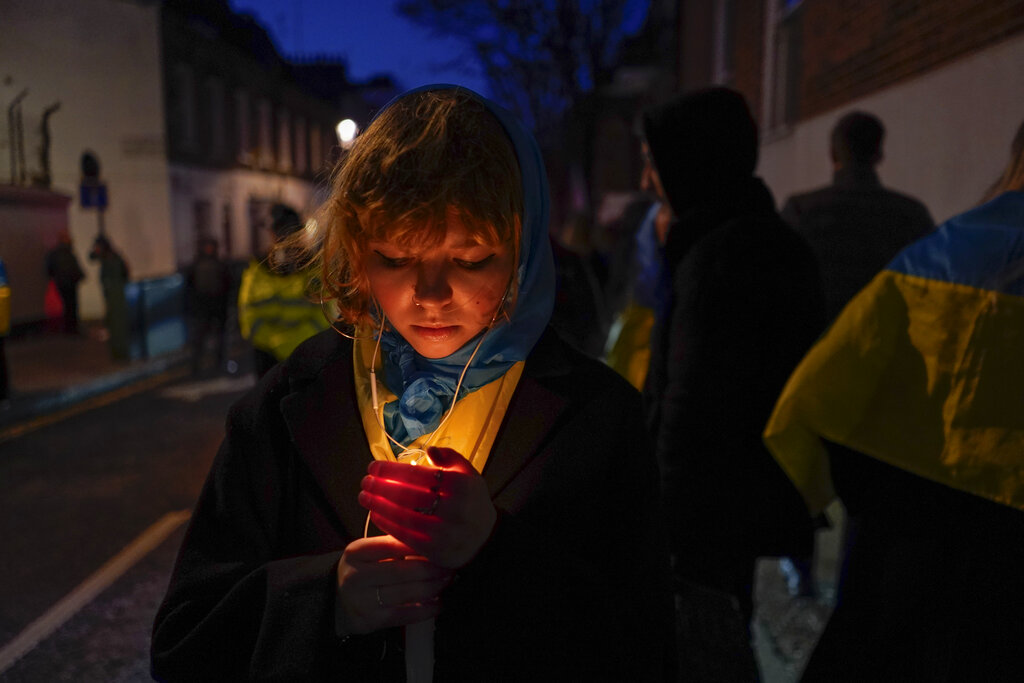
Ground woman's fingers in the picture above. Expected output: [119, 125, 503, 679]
[342, 534, 418, 562]
[360, 474, 441, 513]
[361, 449, 497, 568]
[336, 536, 452, 635]
[367, 460, 474, 495]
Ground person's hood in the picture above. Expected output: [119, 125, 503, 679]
[642, 87, 759, 216]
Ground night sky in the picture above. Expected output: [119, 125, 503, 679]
[230, 0, 491, 96]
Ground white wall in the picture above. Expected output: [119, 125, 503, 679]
[0, 0, 174, 319]
[759, 33, 1024, 226]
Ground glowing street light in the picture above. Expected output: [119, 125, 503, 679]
[336, 119, 358, 149]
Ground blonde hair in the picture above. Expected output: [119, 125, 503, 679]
[297, 89, 523, 328]
[982, 119, 1024, 203]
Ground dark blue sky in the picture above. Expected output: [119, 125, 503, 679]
[230, 1, 491, 95]
[231, 1, 650, 99]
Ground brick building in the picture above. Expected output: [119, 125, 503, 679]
[677, 0, 1024, 223]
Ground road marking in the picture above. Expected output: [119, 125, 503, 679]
[0, 509, 192, 674]
[159, 374, 255, 402]
[0, 367, 190, 445]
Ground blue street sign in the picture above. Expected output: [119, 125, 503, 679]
[80, 182, 108, 209]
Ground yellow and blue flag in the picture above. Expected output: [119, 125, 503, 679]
[764, 191, 1024, 516]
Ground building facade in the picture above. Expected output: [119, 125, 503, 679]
[1, 0, 374, 325]
[677, 0, 1024, 223]
[160, 0, 353, 268]
[2, 0, 173, 321]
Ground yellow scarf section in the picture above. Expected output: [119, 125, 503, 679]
[764, 270, 1024, 517]
[352, 335, 524, 472]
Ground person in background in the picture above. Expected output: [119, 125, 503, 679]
[152, 86, 673, 682]
[185, 236, 233, 375]
[238, 204, 331, 378]
[89, 235, 130, 361]
[641, 87, 825, 680]
[0, 258, 10, 402]
[548, 211, 609, 358]
[764, 117, 1024, 681]
[778, 112, 934, 599]
[602, 198, 669, 391]
[781, 111, 934, 324]
[45, 229, 85, 334]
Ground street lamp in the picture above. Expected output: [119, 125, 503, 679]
[336, 119, 358, 150]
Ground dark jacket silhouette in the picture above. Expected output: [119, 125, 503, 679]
[781, 163, 933, 323]
[642, 88, 825, 623]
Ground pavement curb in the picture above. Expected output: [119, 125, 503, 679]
[0, 350, 190, 432]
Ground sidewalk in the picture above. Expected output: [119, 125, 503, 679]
[1, 322, 190, 430]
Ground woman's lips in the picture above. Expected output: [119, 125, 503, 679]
[411, 325, 459, 342]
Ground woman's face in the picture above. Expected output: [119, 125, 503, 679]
[365, 213, 514, 359]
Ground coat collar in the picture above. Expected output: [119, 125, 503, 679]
[279, 329, 571, 538]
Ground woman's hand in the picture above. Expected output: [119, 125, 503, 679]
[358, 446, 498, 569]
[335, 535, 453, 637]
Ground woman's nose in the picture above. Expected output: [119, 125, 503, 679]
[413, 263, 453, 308]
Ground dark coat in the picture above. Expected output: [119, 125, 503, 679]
[645, 177, 825, 593]
[151, 327, 673, 682]
[45, 244, 84, 288]
[780, 164, 934, 323]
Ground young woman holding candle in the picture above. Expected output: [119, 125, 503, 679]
[151, 86, 672, 682]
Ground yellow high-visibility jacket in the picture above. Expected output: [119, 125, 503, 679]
[238, 261, 331, 361]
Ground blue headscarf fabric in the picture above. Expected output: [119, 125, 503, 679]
[373, 85, 556, 448]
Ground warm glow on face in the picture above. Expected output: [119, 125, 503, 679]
[365, 213, 513, 359]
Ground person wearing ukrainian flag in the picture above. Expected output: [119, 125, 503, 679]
[152, 86, 672, 682]
[764, 119, 1024, 680]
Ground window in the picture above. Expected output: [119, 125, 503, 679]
[765, 0, 803, 130]
[294, 116, 308, 174]
[221, 203, 233, 257]
[277, 107, 292, 172]
[172, 63, 197, 153]
[206, 77, 226, 161]
[257, 98, 273, 169]
[235, 88, 251, 165]
[712, 0, 737, 86]
[193, 199, 212, 243]
[309, 124, 322, 174]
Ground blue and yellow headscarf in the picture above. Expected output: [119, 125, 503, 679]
[372, 85, 556, 447]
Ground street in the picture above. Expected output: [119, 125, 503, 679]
[0, 368, 254, 681]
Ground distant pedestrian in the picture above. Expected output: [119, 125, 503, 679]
[641, 87, 825, 679]
[45, 228, 85, 334]
[779, 111, 935, 599]
[185, 236, 233, 375]
[764, 117, 1024, 682]
[89, 235, 130, 361]
[781, 111, 934, 323]
[0, 258, 10, 402]
[238, 205, 330, 378]
[602, 199, 669, 391]
[549, 212, 609, 358]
